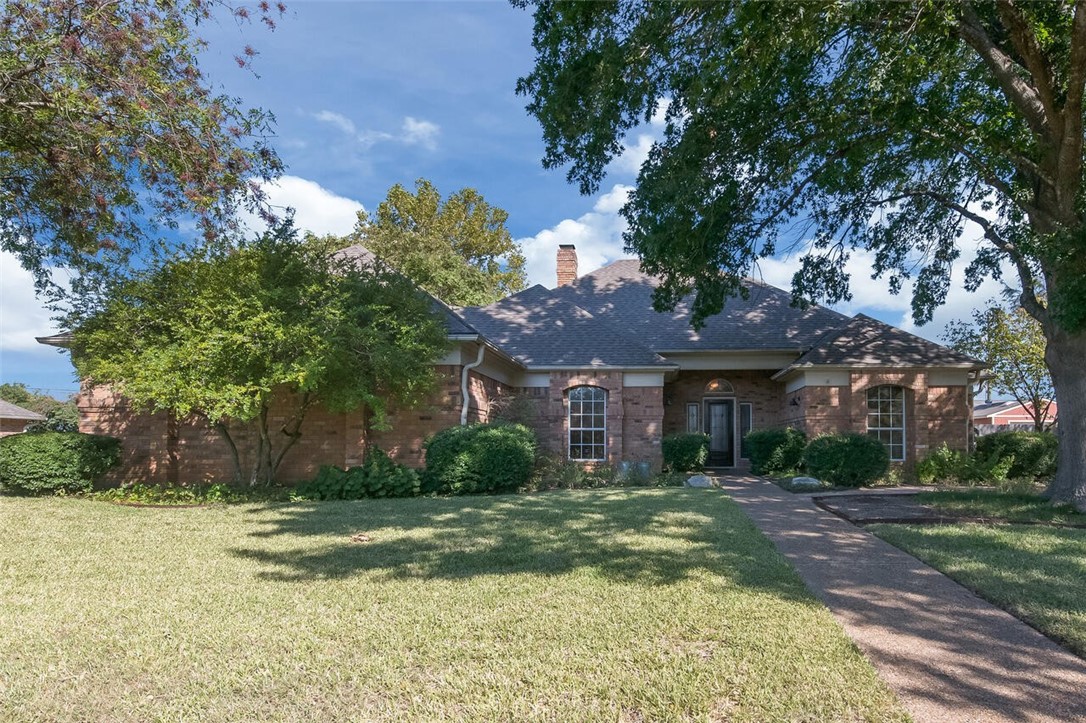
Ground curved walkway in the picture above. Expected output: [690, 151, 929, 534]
[719, 475, 1086, 723]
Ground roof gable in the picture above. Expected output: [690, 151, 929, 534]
[0, 400, 46, 421]
[791, 314, 984, 368]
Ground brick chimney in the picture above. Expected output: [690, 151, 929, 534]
[556, 244, 578, 287]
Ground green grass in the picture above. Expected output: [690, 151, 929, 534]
[872, 523, 1086, 658]
[915, 488, 1086, 525]
[0, 490, 906, 722]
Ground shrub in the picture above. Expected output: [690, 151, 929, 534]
[295, 448, 420, 500]
[744, 428, 807, 475]
[803, 433, 889, 488]
[0, 432, 121, 494]
[661, 433, 710, 472]
[423, 423, 536, 495]
[974, 431, 1058, 480]
[915, 444, 971, 485]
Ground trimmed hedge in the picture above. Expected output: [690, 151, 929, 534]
[423, 422, 537, 495]
[0, 432, 121, 494]
[295, 448, 419, 500]
[974, 430, 1058, 480]
[661, 433, 710, 472]
[803, 433, 889, 488]
[744, 428, 807, 475]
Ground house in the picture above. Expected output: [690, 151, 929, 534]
[0, 400, 45, 437]
[50, 244, 986, 483]
[973, 399, 1057, 433]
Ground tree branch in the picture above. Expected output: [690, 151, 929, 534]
[957, 3, 1052, 137]
[996, 0, 1059, 123]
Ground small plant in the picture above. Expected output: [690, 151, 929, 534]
[916, 444, 971, 485]
[974, 431, 1058, 481]
[661, 433, 710, 472]
[93, 483, 280, 505]
[423, 423, 537, 495]
[295, 448, 420, 500]
[0, 432, 121, 494]
[803, 433, 889, 488]
[744, 428, 807, 476]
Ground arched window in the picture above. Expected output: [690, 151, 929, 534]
[704, 378, 734, 395]
[867, 385, 905, 461]
[568, 386, 607, 461]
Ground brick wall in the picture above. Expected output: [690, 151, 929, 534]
[0, 419, 34, 437]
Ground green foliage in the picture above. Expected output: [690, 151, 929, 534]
[744, 428, 808, 476]
[0, 383, 79, 432]
[0, 0, 284, 293]
[661, 433, 710, 472]
[803, 434, 889, 489]
[975, 431, 1059, 481]
[352, 178, 527, 305]
[295, 449, 420, 501]
[423, 423, 537, 495]
[0, 432, 120, 494]
[916, 444, 973, 485]
[944, 306, 1054, 431]
[92, 483, 279, 506]
[73, 221, 448, 485]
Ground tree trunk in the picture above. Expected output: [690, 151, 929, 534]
[1043, 328, 1086, 511]
[213, 421, 243, 485]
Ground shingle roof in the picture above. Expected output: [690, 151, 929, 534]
[550, 259, 850, 351]
[458, 285, 673, 368]
[973, 400, 1022, 418]
[786, 314, 984, 369]
[0, 400, 46, 421]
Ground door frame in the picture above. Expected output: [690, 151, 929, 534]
[703, 397, 737, 467]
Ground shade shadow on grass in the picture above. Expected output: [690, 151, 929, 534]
[230, 488, 815, 601]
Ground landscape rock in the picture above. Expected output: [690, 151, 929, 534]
[685, 474, 714, 488]
[790, 476, 822, 489]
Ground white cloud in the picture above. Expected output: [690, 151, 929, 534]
[516, 184, 636, 288]
[255, 175, 365, 237]
[611, 134, 656, 176]
[401, 116, 440, 150]
[313, 110, 356, 136]
[754, 225, 1016, 343]
[315, 109, 442, 152]
[0, 252, 62, 353]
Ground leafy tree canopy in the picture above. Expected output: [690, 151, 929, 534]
[1, 0, 285, 298]
[517, 0, 1086, 507]
[352, 178, 527, 306]
[944, 305, 1056, 431]
[72, 221, 449, 485]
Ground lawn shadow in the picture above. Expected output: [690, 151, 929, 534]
[229, 489, 816, 603]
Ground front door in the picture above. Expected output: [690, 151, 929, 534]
[705, 400, 735, 467]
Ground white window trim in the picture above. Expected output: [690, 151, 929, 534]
[568, 386, 607, 462]
[866, 386, 906, 462]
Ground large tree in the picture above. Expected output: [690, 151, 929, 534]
[1, 0, 284, 296]
[352, 178, 527, 306]
[72, 222, 448, 485]
[517, 1, 1086, 509]
[944, 305, 1056, 431]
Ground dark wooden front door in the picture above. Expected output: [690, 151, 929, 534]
[705, 400, 735, 467]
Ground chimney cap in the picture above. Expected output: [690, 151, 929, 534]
[559, 243, 576, 249]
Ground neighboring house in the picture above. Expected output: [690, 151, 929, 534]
[974, 399, 1057, 433]
[0, 400, 45, 437]
[44, 244, 986, 483]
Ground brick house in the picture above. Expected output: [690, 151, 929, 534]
[0, 400, 45, 437]
[49, 243, 986, 483]
[973, 399, 1057, 432]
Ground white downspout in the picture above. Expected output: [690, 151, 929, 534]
[460, 343, 485, 426]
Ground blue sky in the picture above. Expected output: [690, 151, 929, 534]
[0, 0, 1007, 398]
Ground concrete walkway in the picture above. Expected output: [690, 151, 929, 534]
[718, 475, 1086, 723]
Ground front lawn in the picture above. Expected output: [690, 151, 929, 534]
[872, 523, 1086, 658]
[914, 488, 1086, 525]
[0, 490, 906, 721]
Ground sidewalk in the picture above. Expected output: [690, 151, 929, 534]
[718, 475, 1086, 723]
